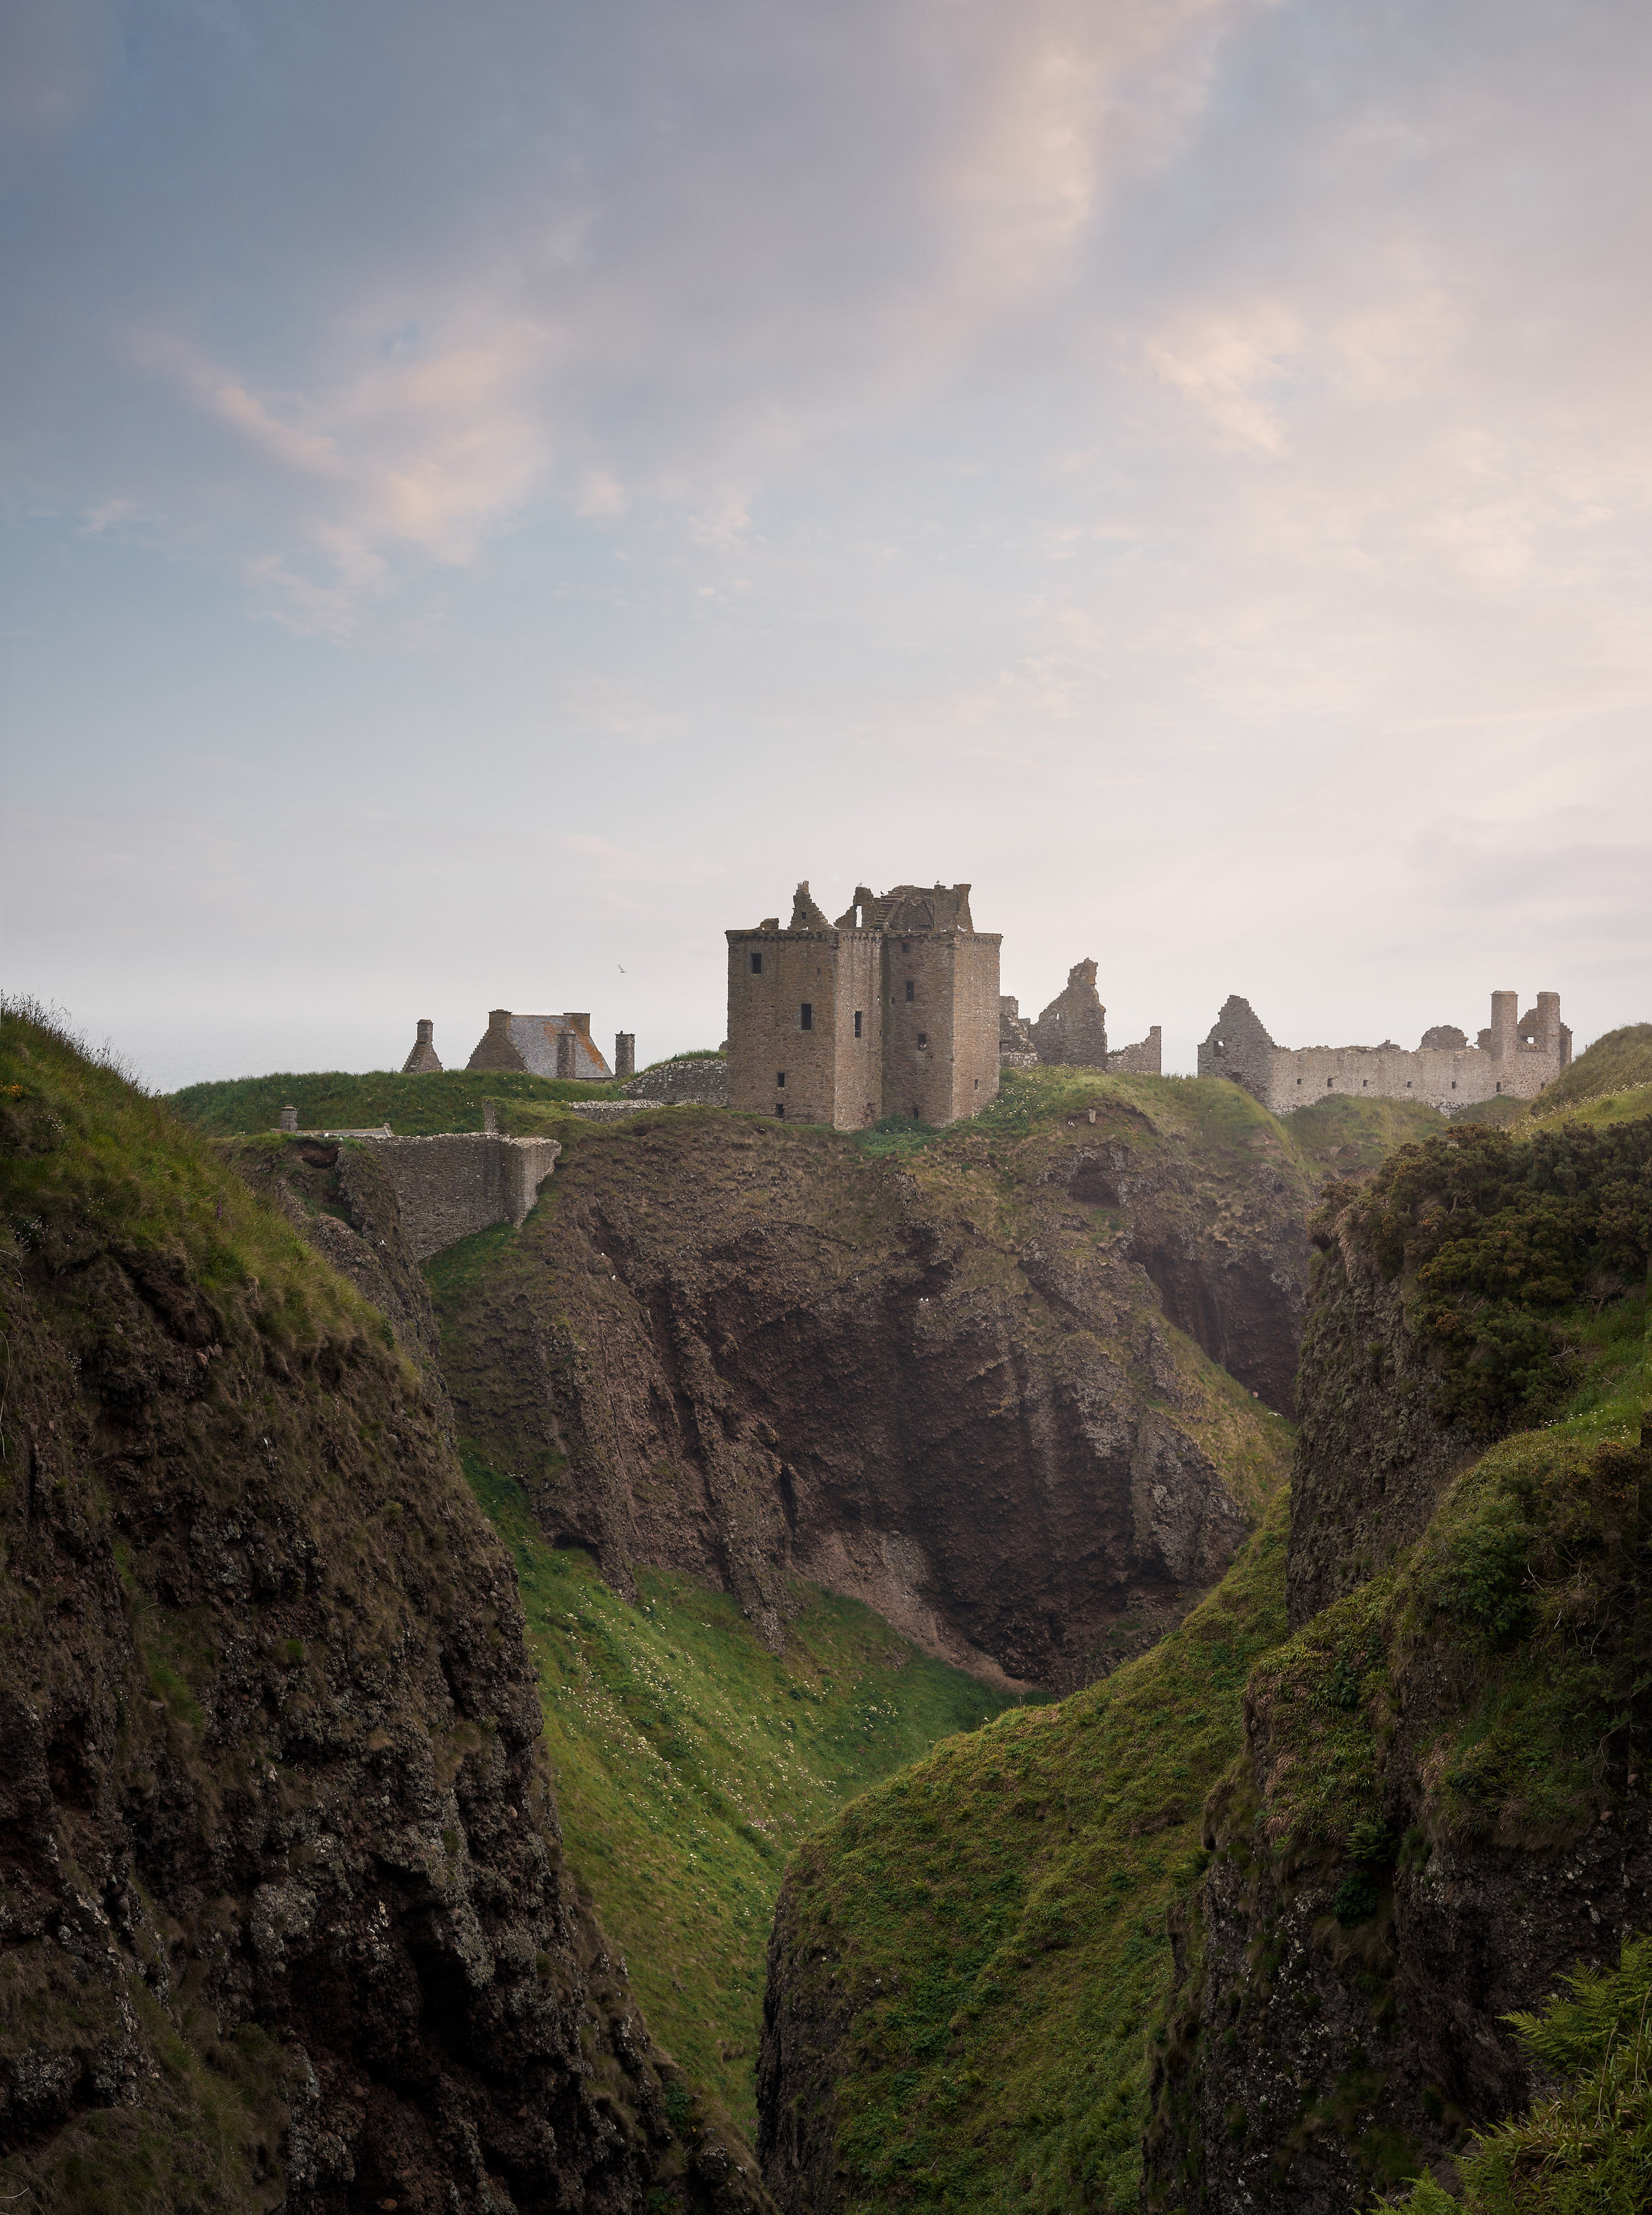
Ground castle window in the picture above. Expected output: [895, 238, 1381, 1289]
[917, 1033, 928, 1049]
[751, 950, 763, 975]
[776, 1102, 785, 1117]
[1296, 1078, 1302, 1086]
[1363, 1078, 1369, 1088]
[905, 980, 915, 1002]
[1406, 1080, 1412, 1088]
[1495, 1081, 1501, 1093]
[854, 1010, 862, 1038]
[1452, 1081, 1458, 1090]
[974, 1077, 979, 1088]
[800, 1002, 813, 1030]
[776, 1072, 786, 1088]
[1327, 1078, 1333, 1088]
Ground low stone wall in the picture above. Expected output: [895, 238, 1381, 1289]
[1107, 1026, 1162, 1076]
[355, 1133, 561, 1262]
[621, 1058, 729, 1106]
[563, 1100, 667, 1123]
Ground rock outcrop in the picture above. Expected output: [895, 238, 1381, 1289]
[0, 1016, 767, 2213]
[431, 1086, 1313, 1691]
[1143, 1117, 1652, 2212]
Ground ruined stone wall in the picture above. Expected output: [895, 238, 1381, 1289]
[1197, 996, 1280, 1101]
[356, 1132, 561, 1261]
[1202, 991, 1568, 1115]
[1263, 1037, 1561, 1113]
[1031, 958, 1109, 1069]
[1106, 1025, 1162, 1076]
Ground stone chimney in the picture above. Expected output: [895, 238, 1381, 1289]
[615, 1032, 636, 1078]
[279, 1105, 298, 1133]
[1536, 991, 1561, 1056]
[556, 1028, 578, 1079]
[1489, 991, 1519, 1061]
[482, 1098, 499, 1134]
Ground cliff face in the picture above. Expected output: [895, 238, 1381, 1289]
[433, 1082, 1309, 1692]
[0, 1018, 767, 2214]
[1145, 1118, 1652, 2213]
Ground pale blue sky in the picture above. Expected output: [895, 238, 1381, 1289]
[3, 0, 1648, 1088]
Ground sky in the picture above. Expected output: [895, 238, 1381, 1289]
[3, 0, 1649, 1091]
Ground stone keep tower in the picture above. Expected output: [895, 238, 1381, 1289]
[726, 881, 1001, 1129]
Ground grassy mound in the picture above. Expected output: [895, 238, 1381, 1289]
[765, 1492, 1291, 2212]
[463, 1456, 1020, 2133]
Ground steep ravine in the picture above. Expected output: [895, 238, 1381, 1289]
[755, 1106, 1651, 2214]
[431, 1078, 1318, 1693]
[0, 1017, 767, 2214]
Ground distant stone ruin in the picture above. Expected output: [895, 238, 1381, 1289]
[1198, 990, 1572, 1114]
[402, 1018, 442, 1074]
[999, 959, 1162, 1076]
[467, 1009, 611, 1080]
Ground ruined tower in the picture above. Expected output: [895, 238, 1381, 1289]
[726, 881, 1001, 1129]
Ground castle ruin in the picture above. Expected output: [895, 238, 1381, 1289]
[726, 881, 1000, 1128]
[999, 959, 1163, 1076]
[1198, 991, 1571, 1115]
[467, 1009, 611, 1081]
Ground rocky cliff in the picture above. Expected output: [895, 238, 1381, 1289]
[433, 1076, 1315, 1692]
[1145, 1115, 1651, 2212]
[0, 1013, 767, 2214]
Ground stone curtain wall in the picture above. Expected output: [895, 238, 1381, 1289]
[1200, 991, 1568, 1114]
[357, 1133, 561, 1261]
[1263, 1037, 1560, 1113]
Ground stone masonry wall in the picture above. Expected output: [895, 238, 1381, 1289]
[946, 934, 1002, 1119]
[1106, 1025, 1162, 1076]
[1199, 991, 1568, 1115]
[356, 1132, 562, 1261]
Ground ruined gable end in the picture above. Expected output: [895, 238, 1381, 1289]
[401, 1018, 443, 1074]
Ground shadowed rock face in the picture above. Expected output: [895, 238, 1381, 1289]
[433, 1100, 1311, 1692]
[0, 1037, 767, 2214]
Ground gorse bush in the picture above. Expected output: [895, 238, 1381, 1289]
[1316, 1119, 1652, 1433]
[1388, 1933, 1652, 2213]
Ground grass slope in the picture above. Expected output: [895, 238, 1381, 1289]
[464, 1456, 1021, 2134]
[772, 1491, 1291, 2213]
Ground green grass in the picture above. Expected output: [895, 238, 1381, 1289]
[461, 1454, 1022, 2133]
[167, 1064, 630, 1134]
[771, 1490, 1292, 2214]
[0, 1002, 382, 1357]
